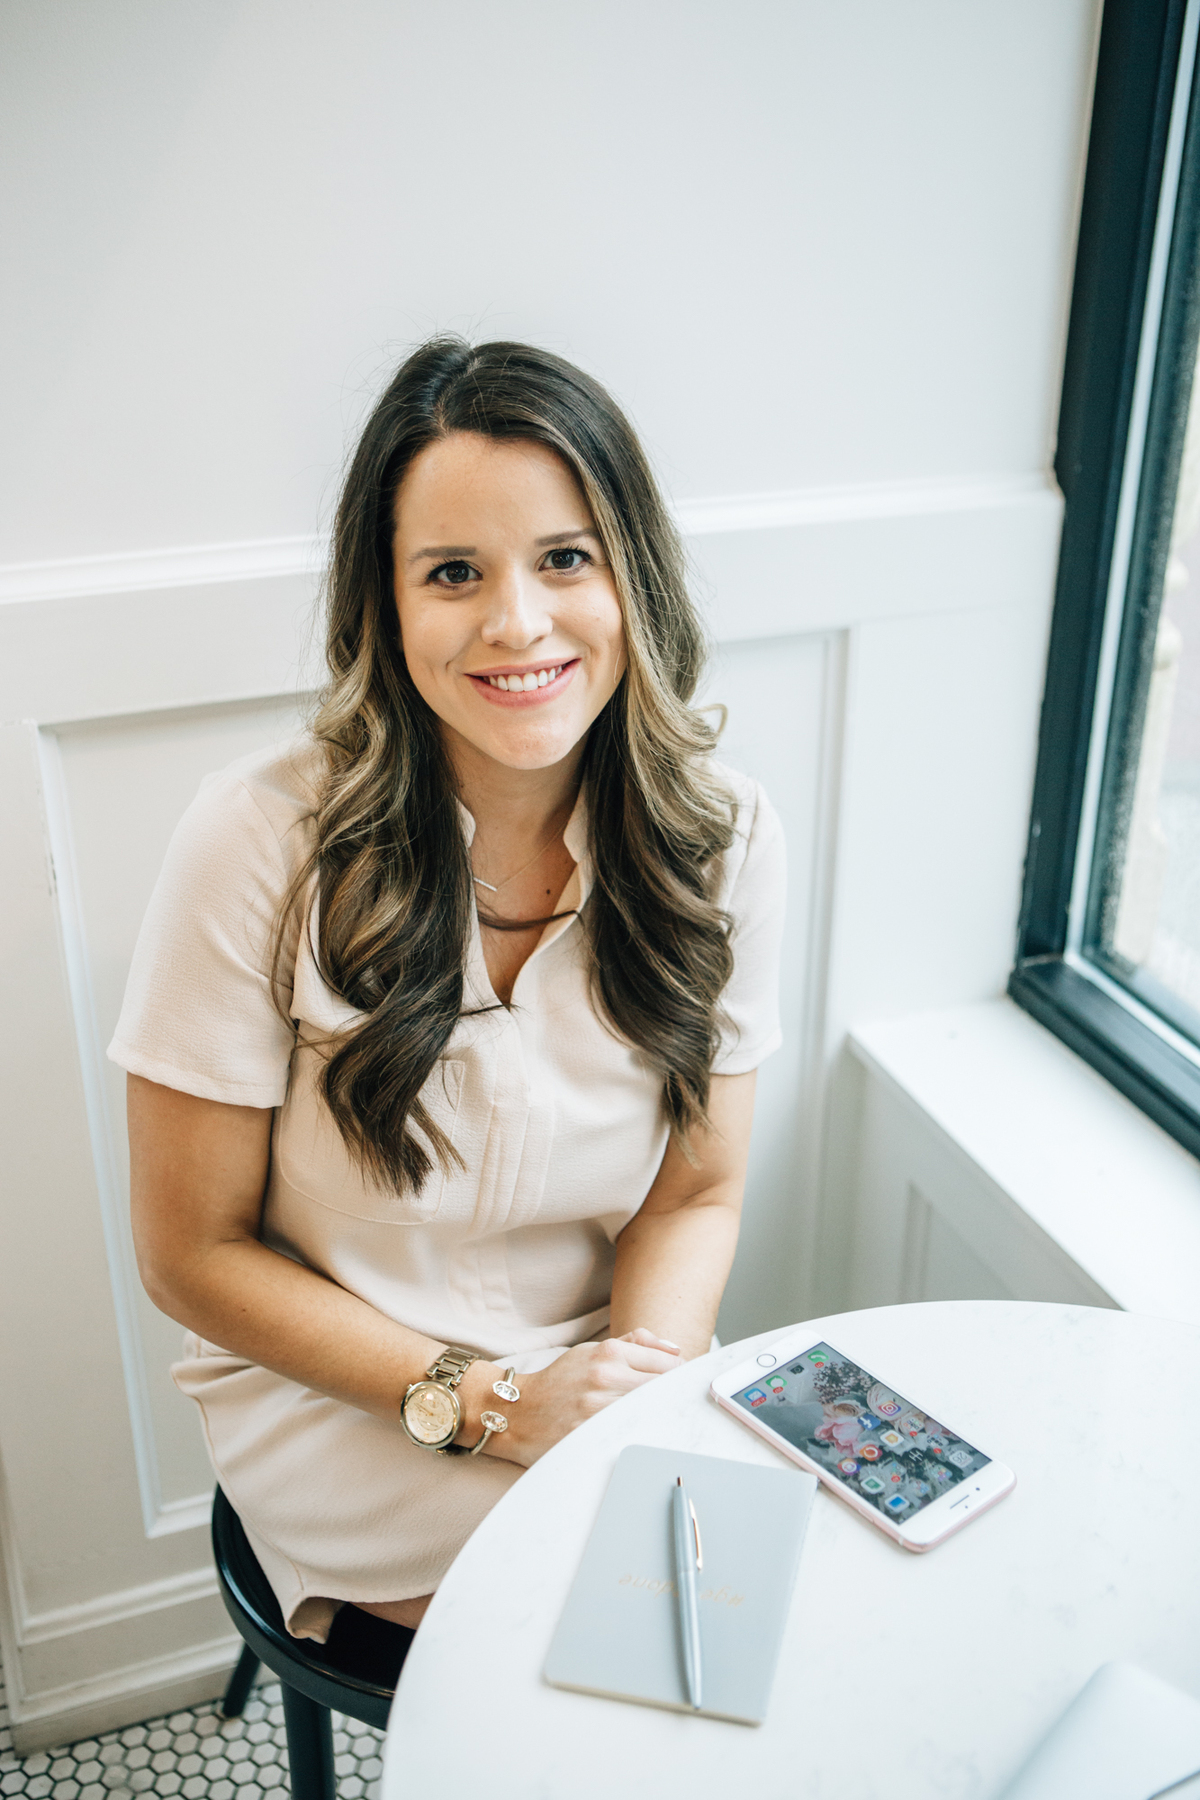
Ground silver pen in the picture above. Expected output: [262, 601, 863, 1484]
[672, 1475, 704, 1711]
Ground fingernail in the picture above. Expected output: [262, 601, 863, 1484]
[661, 1339, 681, 1350]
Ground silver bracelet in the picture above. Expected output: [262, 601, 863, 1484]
[465, 1367, 519, 1456]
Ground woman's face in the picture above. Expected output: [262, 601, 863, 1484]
[392, 433, 627, 776]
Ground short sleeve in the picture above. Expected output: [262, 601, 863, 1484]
[107, 770, 298, 1107]
[712, 778, 787, 1075]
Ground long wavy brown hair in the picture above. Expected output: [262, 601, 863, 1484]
[280, 338, 736, 1192]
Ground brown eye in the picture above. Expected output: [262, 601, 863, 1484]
[434, 561, 475, 586]
[546, 548, 587, 572]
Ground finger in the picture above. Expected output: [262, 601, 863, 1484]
[616, 1327, 682, 1352]
[603, 1343, 680, 1376]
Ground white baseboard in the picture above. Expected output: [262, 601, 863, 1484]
[8, 1633, 242, 1755]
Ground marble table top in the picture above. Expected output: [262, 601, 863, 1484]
[381, 1301, 1200, 1799]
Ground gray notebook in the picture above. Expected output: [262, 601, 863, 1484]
[544, 1444, 816, 1725]
[998, 1662, 1200, 1800]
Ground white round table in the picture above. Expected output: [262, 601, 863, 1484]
[381, 1303, 1200, 1799]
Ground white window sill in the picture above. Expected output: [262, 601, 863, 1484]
[848, 997, 1200, 1325]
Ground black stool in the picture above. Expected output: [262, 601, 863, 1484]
[211, 1486, 413, 1800]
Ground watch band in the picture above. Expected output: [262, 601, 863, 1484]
[425, 1345, 480, 1389]
[425, 1346, 480, 1456]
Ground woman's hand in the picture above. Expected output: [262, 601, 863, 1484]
[464, 1328, 682, 1468]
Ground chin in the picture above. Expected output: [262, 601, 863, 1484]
[479, 724, 582, 770]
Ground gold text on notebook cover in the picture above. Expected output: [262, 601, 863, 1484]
[617, 1573, 744, 1607]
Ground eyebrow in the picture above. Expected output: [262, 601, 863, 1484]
[405, 528, 600, 568]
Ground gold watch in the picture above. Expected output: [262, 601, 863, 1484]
[400, 1346, 480, 1454]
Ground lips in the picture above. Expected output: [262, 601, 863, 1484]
[466, 660, 579, 705]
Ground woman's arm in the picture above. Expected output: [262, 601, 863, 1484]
[128, 1072, 678, 1464]
[608, 1070, 757, 1359]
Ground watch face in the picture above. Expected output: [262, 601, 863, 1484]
[404, 1382, 459, 1446]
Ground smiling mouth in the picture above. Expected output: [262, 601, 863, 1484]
[466, 659, 579, 700]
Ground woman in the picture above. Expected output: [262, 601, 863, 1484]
[111, 338, 785, 1641]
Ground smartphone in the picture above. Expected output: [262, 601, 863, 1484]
[710, 1332, 1015, 1551]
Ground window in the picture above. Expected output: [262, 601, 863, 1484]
[1011, 0, 1200, 1158]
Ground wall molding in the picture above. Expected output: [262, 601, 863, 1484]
[0, 473, 1054, 606]
[35, 723, 201, 1541]
[675, 471, 1050, 536]
[0, 536, 325, 605]
[19, 1566, 218, 1648]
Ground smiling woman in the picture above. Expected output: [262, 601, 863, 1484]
[106, 339, 786, 1643]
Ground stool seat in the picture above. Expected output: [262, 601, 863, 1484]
[211, 1485, 413, 1797]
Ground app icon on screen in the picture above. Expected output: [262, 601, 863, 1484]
[857, 1413, 880, 1431]
[745, 1388, 767, 1407]
[948, 1448, 973, 1469]
[807, 1351, 830, 1366]
[884, 1493, 911, 1513]
[767, 1375, 787, 1395]
[860, 1475, 886, 1494]
[931, 1466, 953, 1485]
[838, 1458, 859, 1475]
[859, 1443, 882, 1462]
[879, 1429, 903, 1449]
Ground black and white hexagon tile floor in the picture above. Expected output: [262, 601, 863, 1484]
[0, 1657, 385, 1800]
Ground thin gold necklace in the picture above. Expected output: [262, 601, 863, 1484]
[471, 825, 564, 894]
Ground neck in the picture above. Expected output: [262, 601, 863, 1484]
[444, 727, 584, 850]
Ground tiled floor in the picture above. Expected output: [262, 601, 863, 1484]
[0, 1655, 385, 1800]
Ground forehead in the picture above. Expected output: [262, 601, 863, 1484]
[392, 433, 591, 539]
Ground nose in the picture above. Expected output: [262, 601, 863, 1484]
[479, 561, 553, 650]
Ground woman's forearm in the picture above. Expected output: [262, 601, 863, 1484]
[609, 1195, 741, 1358]
[609, 1071, 756, 1357]
[152, 1232, 460, 1423]
[129, 1074, 509, 1441]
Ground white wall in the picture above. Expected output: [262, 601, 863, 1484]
[0, 0, 1099, 1748]
[2, 0, 1088, 561]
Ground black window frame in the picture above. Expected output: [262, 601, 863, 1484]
[1010, 0, 1200, 1158]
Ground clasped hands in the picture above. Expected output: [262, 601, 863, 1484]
[452, 1328, 682, 1467]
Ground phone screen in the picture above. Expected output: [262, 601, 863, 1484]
[730, 1342, 991, 1523]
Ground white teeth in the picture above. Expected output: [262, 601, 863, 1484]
[485, 665, 563, 691]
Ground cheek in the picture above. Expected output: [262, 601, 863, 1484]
[592, 587, 627, 678]
[396, 595, 455, 679]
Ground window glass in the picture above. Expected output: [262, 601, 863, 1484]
[1087, 224, 1200, 1045]
[1101, 336, 1200, 1022]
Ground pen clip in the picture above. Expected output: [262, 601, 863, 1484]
[689, 1499, 703, 1570]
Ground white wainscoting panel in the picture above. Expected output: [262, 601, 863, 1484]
[839, 1049, 1116, 1312]
[42, 696, 305, 1537]
[899, 1185, 1016, 1306]
[842, 999, 1200, 1324]
[704, 631, 844, 1343]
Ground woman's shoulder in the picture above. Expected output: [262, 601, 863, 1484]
[706, 759, 785, 908]
[708, 758, 780, 845]
[182, 733, 326, 865]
